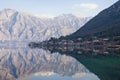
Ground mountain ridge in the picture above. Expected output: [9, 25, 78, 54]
[68, 0, 120, 38]
[0, 9, 91, 41]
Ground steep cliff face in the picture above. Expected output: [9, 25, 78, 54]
[0, 9, 90, 41]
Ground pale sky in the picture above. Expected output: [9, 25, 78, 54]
[0, 0, 118, 17]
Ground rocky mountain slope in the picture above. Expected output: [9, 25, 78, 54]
[0, 9, 90, 41]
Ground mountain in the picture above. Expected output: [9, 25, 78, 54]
[0, 9, 90, 41]
[68, 0, 120, 39]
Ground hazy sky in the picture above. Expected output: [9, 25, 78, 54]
[0, 0, 118, 17]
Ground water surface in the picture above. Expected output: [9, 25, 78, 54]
[0, 43, 99, 80]
[0, 42, 120, 80]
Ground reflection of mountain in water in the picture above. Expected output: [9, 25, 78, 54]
[41, 46, 120, 80]
[0, 48, 99, 80]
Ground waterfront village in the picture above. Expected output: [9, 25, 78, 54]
[29, 36, 120, 54]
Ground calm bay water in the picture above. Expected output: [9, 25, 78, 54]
[0, 42, 120, 80]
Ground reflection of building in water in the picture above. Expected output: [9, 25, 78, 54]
[0, 48, 99, 80]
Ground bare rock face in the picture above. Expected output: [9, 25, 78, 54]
[0, 9, 90, 42]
